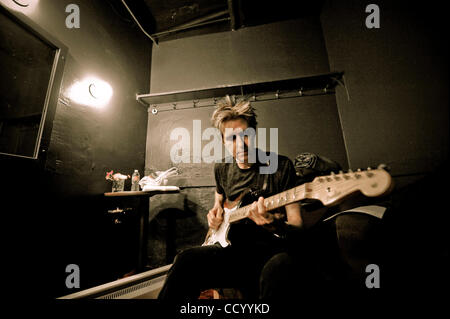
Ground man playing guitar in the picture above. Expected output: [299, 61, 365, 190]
[158, 96, 304, 300]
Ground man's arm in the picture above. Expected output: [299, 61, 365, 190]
[248, 197, 303, 230]
[207, 191, 225, 230]
[285, 202, 303, 228]
[213, 190, 224, 208]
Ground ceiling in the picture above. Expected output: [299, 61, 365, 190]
[107, 0, 324, 43]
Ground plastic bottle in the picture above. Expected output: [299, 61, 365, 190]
[131, 169, 140, 191]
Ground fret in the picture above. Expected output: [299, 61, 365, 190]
[290, 188, 297, 201]
[238, 207, 247, 219]
[264, 198, 271, 210]
[295, 184, 306, 200]
[229, 208, 242, 223]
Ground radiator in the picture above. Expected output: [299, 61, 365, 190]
[58, 264, 172, 299]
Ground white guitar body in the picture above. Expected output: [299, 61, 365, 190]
[202, 206, 235, 247]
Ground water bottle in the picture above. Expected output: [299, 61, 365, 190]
[131, 169, 140, 191]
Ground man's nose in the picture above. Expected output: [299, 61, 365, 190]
[236, 135, 247, 149]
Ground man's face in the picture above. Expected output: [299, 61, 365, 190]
[221, 118, 253, 165]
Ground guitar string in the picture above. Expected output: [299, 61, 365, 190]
[230, 170, 381, 219]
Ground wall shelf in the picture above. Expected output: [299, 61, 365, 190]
[136, 71, 344, 107]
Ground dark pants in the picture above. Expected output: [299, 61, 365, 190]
[158, 235, 286, 300]
[157, 221, 334, 300]
[158, 214, 382, 300]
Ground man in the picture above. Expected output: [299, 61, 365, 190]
[158, 96, 304, 300]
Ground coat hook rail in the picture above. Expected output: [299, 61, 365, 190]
[138, 72, 344, 113]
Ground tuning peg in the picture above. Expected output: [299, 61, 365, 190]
[330, 171, 341, 180]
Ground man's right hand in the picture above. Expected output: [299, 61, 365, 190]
[207, 205, 224, 230]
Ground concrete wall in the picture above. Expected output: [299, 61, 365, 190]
[321, 0, 448, 184]
[150, 17, 331, 93]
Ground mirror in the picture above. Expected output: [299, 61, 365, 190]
[0, 6, 65, 159]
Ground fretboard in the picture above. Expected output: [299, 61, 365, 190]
[226, 167, 392, 224]
[228, 184, 306, 223]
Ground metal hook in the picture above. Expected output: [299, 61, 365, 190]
[149, 105, 158, 115]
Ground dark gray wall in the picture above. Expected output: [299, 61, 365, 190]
[0, 0, 151, 298]
[321, 0, 448, 183]
[146, 95, 348, 185]
[145, 17, 349, 263]
[150, 17, 331, 93]
[319, 1, 449, 291]
[146, 17, 348, 179]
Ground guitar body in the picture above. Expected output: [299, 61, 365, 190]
[202, 200, 242, 247]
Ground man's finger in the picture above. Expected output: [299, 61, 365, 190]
[216, 207, 223, 218]
[257, 197, 266, 214]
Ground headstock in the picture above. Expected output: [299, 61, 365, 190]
[308, 167, 393, 206]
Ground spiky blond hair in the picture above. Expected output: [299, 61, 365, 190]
[211, 95, 257, 133]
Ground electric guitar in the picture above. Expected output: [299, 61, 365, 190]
[203, 167, 393, 247]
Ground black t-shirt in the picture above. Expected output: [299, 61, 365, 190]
[213, 152, 298, 246]
[214, 152, 297, 203]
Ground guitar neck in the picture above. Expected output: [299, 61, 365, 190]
[228, 184, 306, 223]
[226, 167, 393, 224]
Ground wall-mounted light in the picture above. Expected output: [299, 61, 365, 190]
[67, 77, 113, 108]
[1, 0, 39, 14]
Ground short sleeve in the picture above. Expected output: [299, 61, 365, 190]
[214, 163, 225, 195]
[278, 157, 297, 192]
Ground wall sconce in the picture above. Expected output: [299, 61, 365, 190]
[68, 77, 113, 108]
[2, 0, 39, 14]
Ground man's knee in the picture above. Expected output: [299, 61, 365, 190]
[172, 247, 200, 269]
[260, 253, 295, 298]
[261, 252, 292, 278]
